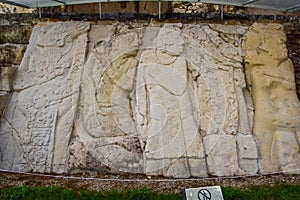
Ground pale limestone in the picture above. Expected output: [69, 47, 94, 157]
[165, 159, 190, 178]
[136, 25, 206, 177]
[188, 158, 208, 177]
[74, 23, 254, 177]
[243, 23, 300, 174]
[0, 22, 90, 173]
[204, 135, 244, 176]
[237, 135, 259, 174]
[2, 21, 299, 178]
[76, 25, 143, 173]
[183, 24, 257, 176]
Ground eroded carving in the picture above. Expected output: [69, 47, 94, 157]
[75, 23, 257, 177]
[0, 22, 90, 173]
[243, 23, 300, 174]
[2, 22, 298, 178]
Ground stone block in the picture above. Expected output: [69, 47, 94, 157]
[237, 135, 258, 159]
[188, 158, 208, 177]
[0, 67, 17, 92]
[204, 135, 244, 176]
[236, 135, 258, 174]
[0, 44, 26, 66]
[0, 21, 90, 173]
[0, 25, 32, 44]
[0, 93, 10, 116]
[165, 158, 190, 178]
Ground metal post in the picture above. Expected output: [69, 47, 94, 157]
[39, 7, 41, 19]
[37, 0, 42, 19]
[99, 2, 102, 20]
[158, 0, 161, 19]
[221, 4, 224, 20]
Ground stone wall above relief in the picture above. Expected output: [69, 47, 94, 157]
[0, 21, 299, 178]
[286, 27, 300, 101]
[0, 24, 32, 121]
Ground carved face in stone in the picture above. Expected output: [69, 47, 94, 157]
[154, 27, 184, 56]
[259, 31, 288, 66]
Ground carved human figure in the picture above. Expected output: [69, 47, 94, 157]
[243, 23, 300, 173]
[76, 27, 144, 173]
[135, 25, 206, 177]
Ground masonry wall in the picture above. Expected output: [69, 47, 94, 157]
[0, 24, 32, 116]
[0, 20, 299, 178]
[286, 26, 300, 100]
[66, 2, 170, 14]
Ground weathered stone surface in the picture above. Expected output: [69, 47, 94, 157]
[286, 26, 300, 101]
[0, 25, 32, 44]
[237, 135, 259, 174]
[74, 23, 256, 177]
[0, 93, 10, 116]
[76, 24, 144, 174]
[0, 19, 9, 26]
[204, 135, 244, 176]
[243, 23, 300, 174]
[0, 21, 90, 173]
[0, 67, 16, 115]
[0, 66, 16, 92]
[183, 24, 258, 176]
[1, 21, 299, 178]
[0, 44, 26, 66]
[136, 25, 205, 178]
[68, 132, 113, 175]
[0, 24, 31, 119]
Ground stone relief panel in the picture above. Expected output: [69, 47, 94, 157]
[1, 21, 298, 178]
[0, 22, 90, 173]
[243, 23, 300, 174]
[76, 24, 144, 174]
[75, 23, 258, 177]
[183, 24, 257, 176]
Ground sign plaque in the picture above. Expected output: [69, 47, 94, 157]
[182, 186, 224, 200]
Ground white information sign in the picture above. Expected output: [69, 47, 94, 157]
[182, 186, 224, 200]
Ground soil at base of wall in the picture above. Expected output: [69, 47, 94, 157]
[0, 171, 299, 193]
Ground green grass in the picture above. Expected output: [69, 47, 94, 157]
[0, 185, 299, 200]
[222, 185, 300, 200]
[0, 186, 180, 200]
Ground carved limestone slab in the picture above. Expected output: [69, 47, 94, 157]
[0, 21, 299, 178]
[0, 22, 90, 173]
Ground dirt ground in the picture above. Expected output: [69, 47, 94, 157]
[0, 171, 299, 193]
